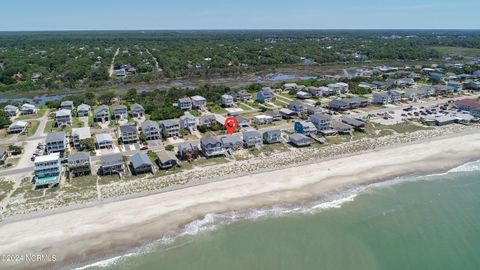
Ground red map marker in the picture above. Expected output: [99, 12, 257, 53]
[224, 116, 239, 135]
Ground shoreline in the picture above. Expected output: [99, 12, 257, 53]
[0, 131, 479, 269]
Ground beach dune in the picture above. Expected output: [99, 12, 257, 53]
[1, 132, 480, 270]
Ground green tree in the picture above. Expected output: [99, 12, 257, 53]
[0, 111, 12, 128]
[165, 144, 174, 151]
[79, 138, 95, 152]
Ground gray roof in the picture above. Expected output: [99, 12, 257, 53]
[342, 117, 365, 127]
[289, 133, 309, 141]
[61, 101, 73, 106]
[263, 130, 281, 136]
[120, 124, 137, 133]
[178, 141, 199, 153]
[201, 137, 221, 146]
[162, 119, 180, 127]
[78, 104, 91, 111]
[178, 97, 192, 103]
[56, 109, 71, 117]
[95, 105, 109, 114]
[191, 95, 206, 101]
[113, 105, 127, 111]
[130, 152, 152, 168]
[156, 150, 178, 164]
[4, 105, 18, 110]
[141, 120, 159, 130]
[221, 135, 243, 145]
[100, 153, 124, 167]
[68, 152, 90, 163]
[131, 103, 144, 111]
[72, 127, 91, 139]
[46, 132, 66, 143]
[96, 133, 113, 143]
[243, 130, 262, 139]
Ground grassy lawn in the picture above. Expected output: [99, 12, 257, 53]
[274, 98, 288, 107]
[239, 103, 254, 111]
[44, 120, 72, 133]
[278, 92, 295, 99]
[432, 46, 480, 57]
[22, 120, 39, 137]
[0, 128, 13, 140]
[192, 156, 230, 167]
[188, 110, 201, 117]
[72, 117, 84, 128]
[15, 107, 48, 120]
[210, 105, 227, 114]
[0, 179, 15, 202]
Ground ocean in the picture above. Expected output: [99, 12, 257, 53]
[78, 161, 480, 270]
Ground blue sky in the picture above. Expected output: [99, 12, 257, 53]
[1, 0, 479, 31]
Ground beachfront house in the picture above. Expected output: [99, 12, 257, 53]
[289, 133, 311, 147]
[34, 153, 62, 188]
[296, 91, 313, 99]
[95, 133, 114, 149]
[294, 121, 317, 136]
[237, 116, 250, 127]
[310, 113, 332, 131]
[263, 130, 282, 144]
[331, 120, 353, 135]
[191, 95, 207, 109]
[161, 119, 181, 137]
[46, 132, 68, 156]
[243, 130, 263, 148]
[99, 153, 125, 175]
[341, 117, 366, 131]
[131, 103, 145, 118]
[178, 97, 193, 110]
[221, 94, 235, 107]
[118, 124, 138, 144]
[177, 142, 200, 160]
[454, 99, 480, 112]
[279, 108, 297, 119]
[55, 109, 72, 127]
[112, 105, 128, 120]
[156, 150, 180, 169]
[4, 105, 19, 117]
[21, 104, 38, 115]
[307, 86, 323, 97]
[238, 90, 252, 102]
[72, 127, 92, 148]
[253, 115, 273, 125]
[257, 88, 273, 103]
[141, 120, 161, 141]
[130, 152, 154, 175]
[94, 105, 110, 123]
[60, 101, 74, 111]
[200, 137, 225, 158]
[220, 135, 244, 151]
[8, 121, 29, 134]
[67, 152, 92, 177]
[77, 104, 91, 117]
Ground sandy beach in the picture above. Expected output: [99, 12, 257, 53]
[0, 131, 479, 269]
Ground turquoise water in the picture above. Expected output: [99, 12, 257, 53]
[82, 162, 480, 270]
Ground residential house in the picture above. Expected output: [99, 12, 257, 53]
[118, 124, 138, 144]
[179, 115, 197, 131]
[221, 135, 244, 151]
[112, 105, 128, 120]
[294, 121, 317, 136]
[331, 120, 353, 134]
[94, 105, 110, 123]
[100, 153, 124, 175]
[279, 108, 297, 119]
[46, 132, 68, 156]
[358, 82, 377, 90]
[68, 152, 91, 177]
[296, 91, 312, 99]
[178, 97, 193, 110]
[447, 81, 463, 92]
[257, 88, 273, 103]
[387, 90, 403, 103]
[96, 133, 114, 149]
[243, 130, 263, 148]
[304, 104, 323, 115]
[55, 109, 72, 127]
[309, 114, 332, 133]
[289, 133, 311, 147]
[329, 99, 350, 111]
[8, 121, 28, 134]
[191, 95, 207, 109]
[130, 152, 154, 175]
[238, 90, 252, 102]
[237, 116, 250, 127]
[131, 103, 145, 118]
[77, 104, 91, 117]
[200, 137, 225, 157]
[307, 86, 323, 97]
[72, 127, 92, 148]
[156, 150, 180, 169]
[464, 81, 480, 90]
[221, 94, 235, 107]
[253, 115, 273, 125]
[328, 83, 349, 94]
[141, 120, 161, 141]
[263, 130, 282, 144]
[177, 142, 200, 160]
[372, 92, 392, 105]
[288, 101, 305, 114]
[372, 81, 386, 89]
[342, 117, 366, 131]
[283, 83, 298, 91]
[34, 153, 62, 188]
[264, 111, 282, 121]
[21, 104, 38, 115]
[199, 114, 216, 128]
[161, 119, 181, 137]
[430, 72, 444, 81]
[60, 101, 74, 111]
[454, 99, 480, 112]
[4, 105, 19, 117]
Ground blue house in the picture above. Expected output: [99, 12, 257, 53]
[447, 81, 463, 92]
[294, 121, 317, 136]
[257, 88, 273, 104]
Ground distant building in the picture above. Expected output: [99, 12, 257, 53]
[131, 103, 145, 118]
[68, 152, 91, 177]
[243, 130, 262, 148]
[141, 120, 161, 141]
[77, 104, 91, 117]
[8, 121, 28, 134]
[178, 97, 193, 110]
[4, 105, 19, 117]
[221, 94, 235, 107]
[118, 124, 138, 144]
[454, 99, 480, 112]
[191, 95, 207, 109]
[60, 101, 74, 111]
[372, 92, 392, 105]
[263, 130, 282, 144]
[288, 101, 305, 114]
[156, 150, 180, 169]
[112, 105, 128, 120]
[257, 88, 273, 103]
[21, 104, 38, 115]
[221, 135, 244, 151]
